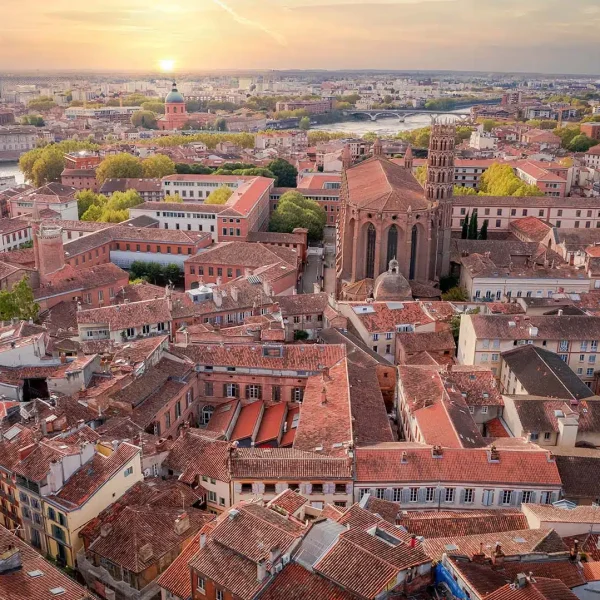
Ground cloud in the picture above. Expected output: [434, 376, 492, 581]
[210, 0, 287, 45]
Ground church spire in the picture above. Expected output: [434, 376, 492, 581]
[373, 138, 383, 157]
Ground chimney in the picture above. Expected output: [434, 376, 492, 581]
[401, 451, 408, 464]
[491, 542, 505, 567]
[409, 535, 417, 548]
[100, 524, 112, 538]
[313, 282, 321, 294]
[212, 288, 222, 308]
[269, 546, 281, 564]
[230, 286, 239, 302]
[570, 539, 579, 562]
[320, 386, 327, 405]
[200, 532, 207, 549]
[515, 573, 528, 588]
[257, 559, 267, 582]
[216, 276, 222, 286]
[431, 445, 443, 458]
[60, 352, 67, 364]
[321, 365, 330, 380]
[174, 513, 190, 535]
[40, 419, 48, 437]
[472, 542, 486, 563]
[489, 445, 500, 462]
[558, 309, 563, 316]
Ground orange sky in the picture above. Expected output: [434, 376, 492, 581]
[1, 0, 599, 74]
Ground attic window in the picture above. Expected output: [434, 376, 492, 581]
[554, 410, 564, 418]
[263, 346, 284, 358]
[50, 588, 66, 596]
[444, 544, 458, 551]
[27, 570, 44, 578]
[513, 537, 526, 543]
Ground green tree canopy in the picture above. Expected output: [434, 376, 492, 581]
[19, 140, 98, 186]
[205, 186, 233, 205]
[27, 97, 57, 112]
[129, 261, 182, 285]
[141, 101, 165, 114]
[142, 154, 176, 178]
[131, 110, 157, 129]
[553, 126, 581, 149]
[80, 190, 142, 222]
[269, 191, 326, 242]
[76, 190, 98, 218]
[267, 158, 298, 187]
[568, 134, 597, 152]
[96, 153, 143, 184]
[478, 163, 544, 197]
[442, 286, 468, 301]
[21, 115, 45, 127]
[298, 116, 311, 131]
[0, 277, 39, 321]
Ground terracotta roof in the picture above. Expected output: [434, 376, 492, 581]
[156, 532, 201, 599]
[397, 330, 455, 355]
[484, 578, 578, 600]
[267, 489, 307, 515]
[204, 400, 239, 437]
[0, 525, 92, 600]
[164, 430, 231, 483]
[255, 402, 287, 445]
[260, 562, 354, 600]
[522, 503, 600, 524]
[231, 401, 264, 442]
[89, 505, 212, 573]
[186, 241, 296, 268]
[510, 216, 553, 242]
[277, 293, 329, 316]
[76, 297, 171, 330]
[397, 509, 528, 538]
[345, 156, 431, 212]
[447, 366, 504, 406]
[355, 444, 562, 485]
[555, 455, 600, 500]
[230, 448, 352, 480]
[350, 301, 433, 333]
[293, 359, 353, 457]
[178, 343, 346, 372]
[423, 528, 568, 561]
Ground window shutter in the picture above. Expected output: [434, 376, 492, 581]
[234, 482, 242, 493]
[498, 491, 504, 506]
[384, 488, 394, 501]
[234, 384, 239, 398]
[258, 483, 265, 494]
[222, 384, 228, 397]
[529, 491, 537, 504]
[402, 488, 411, 504]
[275, 483, 287, 494]
[251, 483, 260, 494]
[299, 483, 308, 495]
[417, 488, 426, 503]
[369, 487, 377, 497]
[245, 386, 250, 399]
[551, 491, 560, 504]
[511, 491, 519, 506]
[433, 488, 440, 503]
[257, 385, 262, 400]
[459, 489, 466, 504]
[305, 483, 313, 495]
[345, 483, 353, 495]
[515, 491, 523, 505]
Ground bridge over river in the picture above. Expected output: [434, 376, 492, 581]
[342, 108, 472, 122]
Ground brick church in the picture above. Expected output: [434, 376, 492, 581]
[335, 122, 456, 301]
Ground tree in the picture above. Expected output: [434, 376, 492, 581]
[232, 168, 276, 179]
[478, 219, 489, 240]
[31, 149, 64, 187]
[205, 186, 233, 205]
[80, 190, 141, 222]
[269, 191, 326, 242]
[96, 153, 143, 185]
[142, 155, 176, 178]
[554, 126, 580, 149]
[76, 190, 98, 218]
[165, 193, 184, 203]
[568, 134, 596, 152]
[298, 116, 310, 131]
[442, 287, 468, 301]
[0, 276, 39, 321]
[456, 126, 472, 142]
[27, 97, 56, 112]
[454, 186, 478, 196]
[461, 211, 469, 239]
[468, 210, 478, 240]
[214, 118, 228, 132]
[21, 115, 45, 127]
[268, 158, 298, 187]
[478, 163, 543, 197]
[141, 101, 165, 114]
[81, 204, 103, 222]
[131, 110, 157, 129]
[163, 264, 183, 285]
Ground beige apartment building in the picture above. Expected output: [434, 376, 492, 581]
[458, 313, 600, 386]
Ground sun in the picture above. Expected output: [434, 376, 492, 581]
[159, 59, 175, 73]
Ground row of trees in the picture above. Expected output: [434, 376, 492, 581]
[78, 189, 142, 222]
[95, 153, 176, 184]
[269, 191, 326, 241]
[553, 126, 597, 152]
[461, 210, 488, 240]
[129, 261, 183, 286]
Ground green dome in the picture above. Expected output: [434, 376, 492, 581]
[165, 83, 184, 104]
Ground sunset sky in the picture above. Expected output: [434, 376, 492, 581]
[2, 0, 599, 74]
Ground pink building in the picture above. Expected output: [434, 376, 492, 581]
[157, 83, 189, 131]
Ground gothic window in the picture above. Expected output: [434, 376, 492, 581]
[409, 225, 418, 279]
[387, 225, 398, 266]
[366, 223, 376, 279]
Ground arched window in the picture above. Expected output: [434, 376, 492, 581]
[173, 106, 177, 113]
[387, 225, 398, 267]
[409, 225, 418, 279]
[202, 405, 214, 425]
[366, 223, 376, 279]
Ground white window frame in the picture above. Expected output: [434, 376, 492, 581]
[502, 490, 512, 505]
[425, 487, 435, 503]
[464, 488, 474, 504]
[445, 488, 455, 503]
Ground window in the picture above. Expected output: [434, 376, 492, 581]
[502, 490, 512, 505]
[540, 491, 552, 505]
[197, 577, 205, 593]
[292, 387, 304, 403]
[334, 483, 346, 494]
[376, 488, 385, 499]
[165, 411, 171, 428]
[445, 488, 455, 503]
[481, 406, 488, 414]
[495, 219, 501, 228]
[225, 383, 239, 398]
[124, 466, 134, 477]
[264, 484, 276, 494]
[48, 507, 56, 521]
[312, 483, 324, 494]
[580, 354, 585, 362]
[425, 487, 435, 503]
[464, 488, 474, 504]
[491, 354, 499, 362]
[560, 354, 568, 362]
[590, 355, 596, 364]
[202, 405, 214, 425]
[186, 390, 193, 408]
[410, 488, 418, 502]
[581, 341, 588, 351]
[530, 433, 539, 441]
[175, 401, 181, 419]
[205, 382, 213, 396]
[391, 488, 402, 502]
[217, 591, 224, 600]
[522, 490, 533, 503]
[469, 406, 475, 414]
[246, 384, 261, 399]
[208, 491, 217, 502]
[592, 340, 599, 351]
[544, 432, 552, 440]
[587, 368, 594, 376]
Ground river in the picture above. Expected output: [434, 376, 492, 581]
[310, 111, 467, 137]
[0, 162, 24, 184]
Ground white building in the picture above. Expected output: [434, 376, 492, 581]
[0, 126, 37, 155]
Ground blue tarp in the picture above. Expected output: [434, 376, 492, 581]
[434, 563, 468, 599]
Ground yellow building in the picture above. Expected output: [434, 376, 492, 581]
[42, 442, 142, 568]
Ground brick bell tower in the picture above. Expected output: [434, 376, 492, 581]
[425, 120, 455, 278]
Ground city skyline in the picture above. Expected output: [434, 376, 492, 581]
[2, 0, 599, 75]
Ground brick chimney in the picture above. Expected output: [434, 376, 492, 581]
[257, 559, 267, 582]
[491, 542, 505, 567]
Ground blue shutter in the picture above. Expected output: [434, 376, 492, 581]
[402, 488, 411, 504]
[459, 489, 466, 504]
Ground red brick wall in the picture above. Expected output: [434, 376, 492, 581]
[61, 175, 98, 192]
[192, 572, 236, 600]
